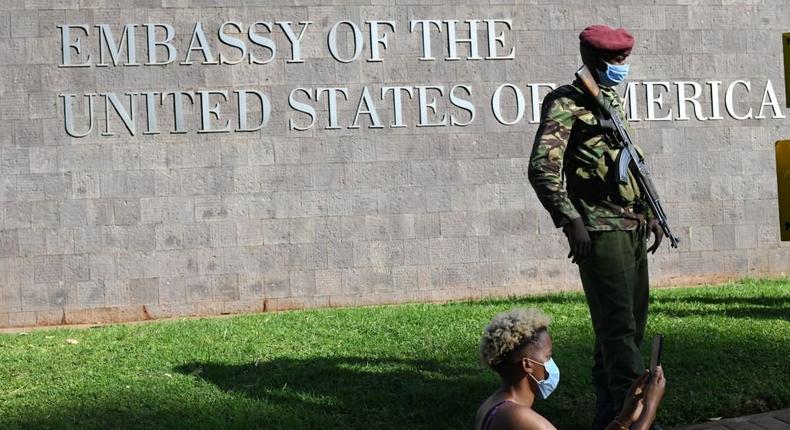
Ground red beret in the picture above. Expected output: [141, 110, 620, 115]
[579, 25, 634, 56]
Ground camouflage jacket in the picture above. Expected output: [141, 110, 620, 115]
[528, 79, 654, 231]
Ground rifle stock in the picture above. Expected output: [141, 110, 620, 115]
[575, 65, 599, 96]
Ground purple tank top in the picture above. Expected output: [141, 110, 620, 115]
[481, 399, 515, 430]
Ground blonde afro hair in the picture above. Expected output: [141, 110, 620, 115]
[479, 308, 551, 368]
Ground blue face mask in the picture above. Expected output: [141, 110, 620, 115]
[527, 357, 560, 399]
[597, 61, 630, 87]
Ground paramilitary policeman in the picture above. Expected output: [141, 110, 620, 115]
[527, 25, 666, 430]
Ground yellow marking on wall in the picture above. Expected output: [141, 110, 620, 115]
[777, 140, 790, 241]
[784, 33, 790, 108]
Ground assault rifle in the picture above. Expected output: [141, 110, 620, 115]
[575, 65, 680, 249]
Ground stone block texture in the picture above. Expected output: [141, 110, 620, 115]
[1, 0, 789, 327]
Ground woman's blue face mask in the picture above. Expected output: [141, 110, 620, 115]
[527, 357, 560, 399]
[597, 61, 630, 87]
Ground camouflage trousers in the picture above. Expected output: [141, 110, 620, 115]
[578, 224, 649, 424]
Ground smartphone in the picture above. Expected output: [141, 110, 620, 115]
[649, 334, 664, 375]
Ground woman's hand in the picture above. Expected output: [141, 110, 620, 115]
[616, 366, 667, 430]
[643, 365, 666, 412]
[617, 370, 650, 426]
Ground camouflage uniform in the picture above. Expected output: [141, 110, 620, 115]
[528, 79, 654, 426]
[528, 81, 653, 230]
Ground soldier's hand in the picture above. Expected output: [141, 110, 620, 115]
[647, 219, 664, 254]
[564, 218, 591, 264]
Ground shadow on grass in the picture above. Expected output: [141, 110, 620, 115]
[651, 294, 790, 320]
[2, 283, 788, 430]
[0, 357, 497, 430]
[173, 357, 492, 430]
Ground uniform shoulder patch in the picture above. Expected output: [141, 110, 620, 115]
[541, 84, 592, 125]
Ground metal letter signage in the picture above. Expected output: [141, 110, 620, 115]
[55, 19, 790, 137]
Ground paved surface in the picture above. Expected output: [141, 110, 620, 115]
[676, 409, 790, 430]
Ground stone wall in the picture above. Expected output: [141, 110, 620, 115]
[1, 0, 789, 327]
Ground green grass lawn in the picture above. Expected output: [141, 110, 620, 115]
[1, 277, 788, 430]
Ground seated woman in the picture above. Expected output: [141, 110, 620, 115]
[475, 308, 665, 430]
